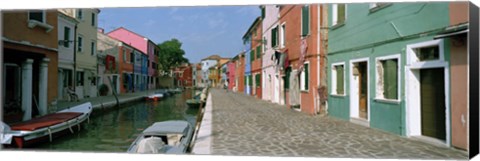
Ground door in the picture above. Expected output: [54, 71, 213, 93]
[358, 62, 368, 119]
[420, 68, 446, 140]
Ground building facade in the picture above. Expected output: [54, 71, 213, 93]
[261, 5, 279, 103]
[57, 12, 78, 101]
[327, 2, 469, 150]
[3, 10, 59, 122]
[200, 55, 221, 87]
[97, 29, 121, 96]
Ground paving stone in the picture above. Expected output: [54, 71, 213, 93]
[207, 89, 467, 159]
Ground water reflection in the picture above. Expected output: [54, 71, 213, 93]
[30, 89, 199, 153]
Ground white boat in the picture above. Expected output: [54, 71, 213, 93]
[127, 120, 193, 154]
[145, 93, 164, 101]
[0, 102, 93, 148]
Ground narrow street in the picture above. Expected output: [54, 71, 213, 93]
[206, 88, 467, 159]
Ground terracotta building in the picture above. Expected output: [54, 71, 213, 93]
[3, 10, 59, 122]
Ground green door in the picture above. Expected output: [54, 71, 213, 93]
[420, 68, 446, 140]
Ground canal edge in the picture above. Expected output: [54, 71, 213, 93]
[192, 92, 213, 154]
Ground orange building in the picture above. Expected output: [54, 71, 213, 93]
[278, 5, 327, 115]
[3, 10, 59, 122]
[234, 52, 245, 92]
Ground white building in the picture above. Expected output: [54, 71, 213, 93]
[57, 12, 79, 101]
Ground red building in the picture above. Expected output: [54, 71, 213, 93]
[173, 64, 193, 88]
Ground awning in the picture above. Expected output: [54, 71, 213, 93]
[434, 29, 468, 39]
[434, 23, 468, 39]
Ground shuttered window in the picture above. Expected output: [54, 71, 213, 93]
[249, 75, 253, 86]
[381, 59, 398, 99]
[301, 5, 310, 36]
[64, 27, 70, 48]
[271, 26, 278, 47]
[337, 4, 346, 24]
[256, 45, 262, 59]
[284, 66, 292, 89]
[244, 76, 247, 85]
[250, 50, 255, 62]
[335, 65, 344, 94]
[255, 74, 261, 88]
[303, 63, 309, 90]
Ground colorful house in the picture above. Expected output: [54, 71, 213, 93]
[3, 10, 59, 122]
[277, 4, 326, 115]
[242, 17, 261, 96]
[173, 63, 193, 88]
[59, 9, 100, 99]
[227, 60, 236, 90]
[97, 29, 121, 96]
[57, 12, 79, 101]
[327, 2, 469, 150]
[261, 5, 279, 103]
[200, 55, 221, 87]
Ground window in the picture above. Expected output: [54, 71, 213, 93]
[255, 74, 261, 88]
[76, 71, 84, 86]
[271, 26, 278, 48]
[91, 13, 96, 27]
[300, 63, 309, 91]
[130, 52, 134, 63]
[280, 23, 286, 48]
[77, 36, 83, 52]
[123, 49, 127, 62]
[250, 50, 255, 62]
[332, 4, 346, 26]
[332, 63, 345, 95]
[376, 56, 399, 100]
[29, 10, 45, 23]
[414, 46, 439, 61]
[261, 6, 265, 19]
[63, 27, 71, 48]
[77, 9, 83, 20]
[249, 75, 253, 86]
[263, 37, 267, 52]
[91, 41, 96, 55]
[256, 45, 262, 59]
[253, 27, 257, 37]
[284, 66, 292, 89]
[301, 5, 310, 36]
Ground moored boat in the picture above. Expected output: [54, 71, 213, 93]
[127, 120, 193, 154]
[0, 102, 93, 148]
[145, 93, 164, 101]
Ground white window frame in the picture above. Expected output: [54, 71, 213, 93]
[332, 4, 347, 26]
[28, 10, 46, 23]
[91, 41, 96, 56]
[300, 61, 310, 91]
[280, 23, 286, 48]
[27, 10, 53, 32]
[331, 62, 346, 96]
[374, 54, 401, 103]
[77, 35, 83, 52]
[77, 9, 83, 20]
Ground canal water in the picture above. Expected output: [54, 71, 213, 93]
[29, 89, 199, 153]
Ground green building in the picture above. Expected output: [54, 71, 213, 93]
[327, 2, 469, 150]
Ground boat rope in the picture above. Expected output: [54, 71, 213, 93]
[67, 120, 74, 134]
[47, 127, 52, 142]
[77, 118, 81, 132]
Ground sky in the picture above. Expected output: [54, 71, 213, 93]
[98, 6, 260, 63]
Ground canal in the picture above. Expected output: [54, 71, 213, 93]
[28, 89, 199, 153]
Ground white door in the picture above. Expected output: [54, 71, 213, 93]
[273, 75, 279, 103]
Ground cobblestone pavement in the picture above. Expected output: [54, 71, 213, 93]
[208, 89, 468, 159]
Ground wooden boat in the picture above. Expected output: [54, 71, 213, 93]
[0, 102, 93, 148]
[127, 120, 193, 154]
[145, 93, 164, 101]
[186, 99, 202, 108]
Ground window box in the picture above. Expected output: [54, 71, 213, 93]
[27, 20, 53, 33]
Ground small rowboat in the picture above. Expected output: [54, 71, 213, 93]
[127, 120, 194, 154]
[0, 102, 93, 148]
[145, 93, 164, 101]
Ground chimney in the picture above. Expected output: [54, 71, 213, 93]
[98, 27, 105, 33]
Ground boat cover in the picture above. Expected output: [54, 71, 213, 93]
[10, 112, 82, 131]
[143, 121, 189, 135]
[0, 122, 13, 144]
[136, 136, 167, 153]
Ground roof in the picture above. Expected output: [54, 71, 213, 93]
[143, 120, 190, 135]
[106, 27, 148, 40]
[201, 54, 222, 61]
[242, 16, 262, 41]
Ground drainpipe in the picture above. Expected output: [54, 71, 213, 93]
[73, 24, 78, 94]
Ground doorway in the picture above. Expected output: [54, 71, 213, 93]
[350, 58, 369, 122]
[420, 68, 446, 140]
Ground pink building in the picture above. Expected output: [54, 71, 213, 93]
[106, 27, 158, 89]
[227, 61, 236, 90]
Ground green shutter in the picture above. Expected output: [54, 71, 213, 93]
[302, 5, 310, 36]
[271, 27, 277, 47]
[284, 67, 291, 89]
[249, 75, 253, 86]
[261, 7, 265, 19]
[64, 27, 70, 47]
[336, 65, 344, 94]
[255, 74, 261, 88]
[244, 76, 247, 85]
[383, 59, 397, 99]
[305, 64, 309, 90]
[250, 50, 255, 62]
[256, 45, 262, 59]
[338, 4, 346, 24]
